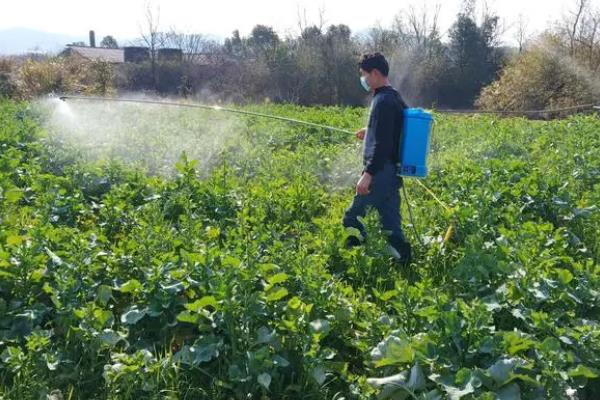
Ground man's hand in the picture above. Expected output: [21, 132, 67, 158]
[355, 127, 366, 140]
[356, 172, 372, 195]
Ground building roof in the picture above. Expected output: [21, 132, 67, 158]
[66, 46, 124, 63]
[63, 46, 228, 66]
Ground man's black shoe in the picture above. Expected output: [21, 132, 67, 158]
[345, 236, 363, 249]
[387, 240, 412, 263]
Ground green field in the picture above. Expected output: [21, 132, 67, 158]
[0, 99, 599, 399]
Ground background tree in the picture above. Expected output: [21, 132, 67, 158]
[478, 0, 600, 112]
[138, 0, 166, 90]
[439, 4, 503, 108]
[100, 35, 119, 48]
[386, 4, 447, 106]
[513, 14, 530, 53]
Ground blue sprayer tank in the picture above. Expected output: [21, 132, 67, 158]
[398, 108, 433, 178]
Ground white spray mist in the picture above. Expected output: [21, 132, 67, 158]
[32, 95, 247, 177]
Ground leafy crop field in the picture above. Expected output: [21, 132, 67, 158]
[0, 99, 599, 399]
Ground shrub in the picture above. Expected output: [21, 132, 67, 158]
[477, 35, 600, 113]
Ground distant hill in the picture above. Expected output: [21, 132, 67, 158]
[0, 28, 87, 55]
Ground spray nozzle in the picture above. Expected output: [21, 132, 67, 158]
[47, 93, 66, 102]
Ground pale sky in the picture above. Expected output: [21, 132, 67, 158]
[0, 0, 591, 45]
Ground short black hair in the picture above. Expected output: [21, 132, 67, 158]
[358, 53, 389, 77]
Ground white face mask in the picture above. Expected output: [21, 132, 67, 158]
[360, 75, 371, 92]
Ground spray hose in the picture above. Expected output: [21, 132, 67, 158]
[57, 94, 456, 246]
[57, 95, 354, 135]
[412, 180, 456, 244]
[403, 121, 456, 246]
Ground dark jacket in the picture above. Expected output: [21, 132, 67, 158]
[363, 85, 408, 175]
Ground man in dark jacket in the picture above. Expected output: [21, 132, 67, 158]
[342, 52, 412, 263]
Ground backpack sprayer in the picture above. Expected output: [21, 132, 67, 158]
[398, 108, 455, 246]
[56, 95, 453, 244]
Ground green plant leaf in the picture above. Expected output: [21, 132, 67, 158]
[496, 383, 521, 400]
[120, 307, 146, 325]
[257, 372, 271, 389]
[97, 329, 124, 347]
[568, 365, 599, 379]
[176, 310, 200, 324]
[118, 279, 143, 294]
[488, 358, 524, 385]
[257, 326, 276, 344]
[371, 336, 415, 367]
[266, 287, 288, 302]
[185, 296, 219, 312]
[174, 336, 222, 365]
[309, 319, 330, 335]
[312, 366, 327, 385]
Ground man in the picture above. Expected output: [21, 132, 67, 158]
[342, 52, 412, 263]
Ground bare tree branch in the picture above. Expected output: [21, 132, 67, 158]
[513, 14, 529, 53]
[569, 0, 587, 55]
[165, 30, 215, 63]
[138, 0, 166, 90]
[392, 2, 441, 51]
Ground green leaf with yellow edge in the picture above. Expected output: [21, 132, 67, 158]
[185, 296, 219, 312]
[266, 287, 288, 302]
[568, 365, 599, 378]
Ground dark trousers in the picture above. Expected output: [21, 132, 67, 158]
[342, 162, 406, 244]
